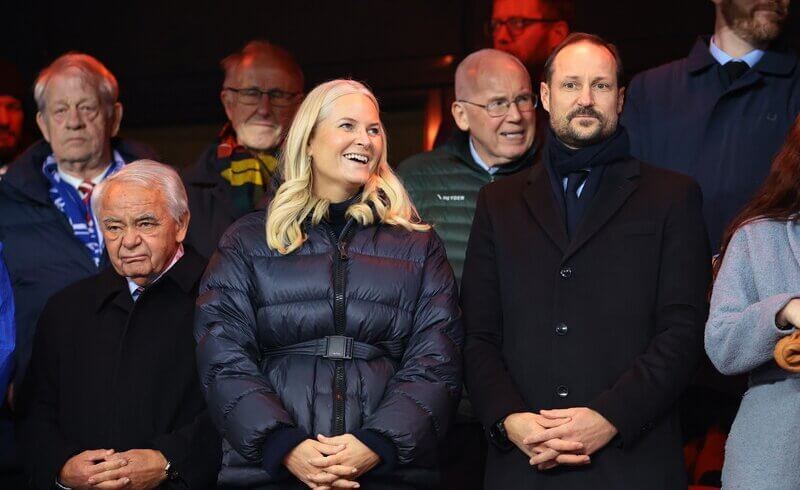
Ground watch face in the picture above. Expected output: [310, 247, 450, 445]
[491, 421, 506, 441]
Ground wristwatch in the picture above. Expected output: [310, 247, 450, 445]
[164, 460, 179, 481]
[489, 416, 514, 451]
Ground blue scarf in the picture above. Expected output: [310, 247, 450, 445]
[42, 151, 125, 266]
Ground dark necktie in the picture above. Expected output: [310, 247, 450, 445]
[565, 170, 589, 239]
[723, 60, 749, 85]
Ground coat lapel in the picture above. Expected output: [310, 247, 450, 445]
[523, 164, 569, 253]
[563, 159, 640, 261]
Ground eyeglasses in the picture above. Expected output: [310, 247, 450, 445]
[490, 17, 560, 39]
[223, 87, 301, 107]
[457, 94, 538, 118]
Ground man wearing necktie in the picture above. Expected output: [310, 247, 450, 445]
[462, 33, 710, 489]
[0, 54, 159, 485]
[624, 0, 796, 252]
[622, 2, 797, 482]
[19, 160, 220, 490]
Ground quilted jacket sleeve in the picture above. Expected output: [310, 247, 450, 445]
[194, 230, 296, 465]
[361, 232, 464, 465]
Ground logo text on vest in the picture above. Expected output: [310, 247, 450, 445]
[437, 194, 465, 201]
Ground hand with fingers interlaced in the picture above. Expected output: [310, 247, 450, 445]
[524, 407, 617, 470]
[304, 434, 381, 489]
[58, 449, 129, 489]
[283, 438, 351, 489]
[503, 412, 590, 471]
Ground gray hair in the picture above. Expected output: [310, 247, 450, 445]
[34, 52, 119, 116]
[221, 40, 304, 89]
[92, 160, 189, 224]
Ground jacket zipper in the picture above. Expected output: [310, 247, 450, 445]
[326, 220, 355, 435]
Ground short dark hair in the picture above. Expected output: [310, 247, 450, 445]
[543, 32, 624, 85]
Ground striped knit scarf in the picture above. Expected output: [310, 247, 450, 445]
[42, 151, 125, 266]
[217, 125, 279, 217]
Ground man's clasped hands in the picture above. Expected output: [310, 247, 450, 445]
[504, 407, 618, 471]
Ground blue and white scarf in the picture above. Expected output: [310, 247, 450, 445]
[42, 151, 125, 266]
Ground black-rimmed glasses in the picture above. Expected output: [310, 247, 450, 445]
[223, 87, 301, 107]
[490, 17, 560, 39]
[457, 94, 538, 117]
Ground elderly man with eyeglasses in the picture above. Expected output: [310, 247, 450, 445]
[183, 40, 304, 258]
[396, 48, 538, 490]
[491, 0, 573, 79]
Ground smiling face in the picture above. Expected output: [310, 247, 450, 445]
[307, 93, 384, 202]
[452, 57, 535, 166]
[99, 182, 188, 286]
[36, 68, 122, 169]
[717, 0, 790, 45]
[221, 56, 303, 151]
[541, 41, 624, 148]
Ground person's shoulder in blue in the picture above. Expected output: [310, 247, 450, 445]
[0, 242, 15, 405]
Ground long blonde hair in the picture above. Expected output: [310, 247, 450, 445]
[266, 79, 428, 254]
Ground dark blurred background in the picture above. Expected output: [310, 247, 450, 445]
[2, 0, 797, 167]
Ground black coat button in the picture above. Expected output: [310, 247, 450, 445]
[559, 267, 573, 279]
[556, 385, 569, 398]
[555, 323, 568, 335]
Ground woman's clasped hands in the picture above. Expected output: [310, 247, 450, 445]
[284, 434, 380, 489]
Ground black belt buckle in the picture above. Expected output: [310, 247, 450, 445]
[324, 336, 353, 360]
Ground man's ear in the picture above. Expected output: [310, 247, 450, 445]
[36, 112, 50, 143]
[109, 103, 123, 137]
[221, 90, 235, 122]
[176, 211, 190, 243]
[451, 102, 470, 132]
[617, 86, 625, 114]
[540, 81, 551, 114]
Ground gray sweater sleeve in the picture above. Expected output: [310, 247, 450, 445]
[705, 225, 797, 375]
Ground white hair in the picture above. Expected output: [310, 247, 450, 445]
[34, 52, 119, 116]
[92, 159, 189, 223]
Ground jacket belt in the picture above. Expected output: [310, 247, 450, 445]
[261, 335, 404, 361]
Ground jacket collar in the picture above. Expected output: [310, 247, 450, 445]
[523, 157, 641, 261]
[2, 140, 53, 204]
[687, 35, 797, 77]
[3, 137, 157, 205]
[93, 245, 207, 313]
[183, 143, 224, 186]
[442, 130, 538, 176]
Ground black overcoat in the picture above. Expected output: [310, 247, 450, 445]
[462, 159, 711, 489]
[19, 247, 221, 489]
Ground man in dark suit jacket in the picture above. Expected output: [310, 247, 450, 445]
[462, 33, 711, 489]
[623, 0, 797, 251]
[20, 160, 220, 489]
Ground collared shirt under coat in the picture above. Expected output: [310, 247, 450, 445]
[623, 36, 800, 250]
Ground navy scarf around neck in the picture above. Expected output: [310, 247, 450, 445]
[544, 126, 631, 238]
[544, 125, 631, 178]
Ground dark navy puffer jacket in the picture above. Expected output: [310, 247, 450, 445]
[195, 210, 463, 487]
